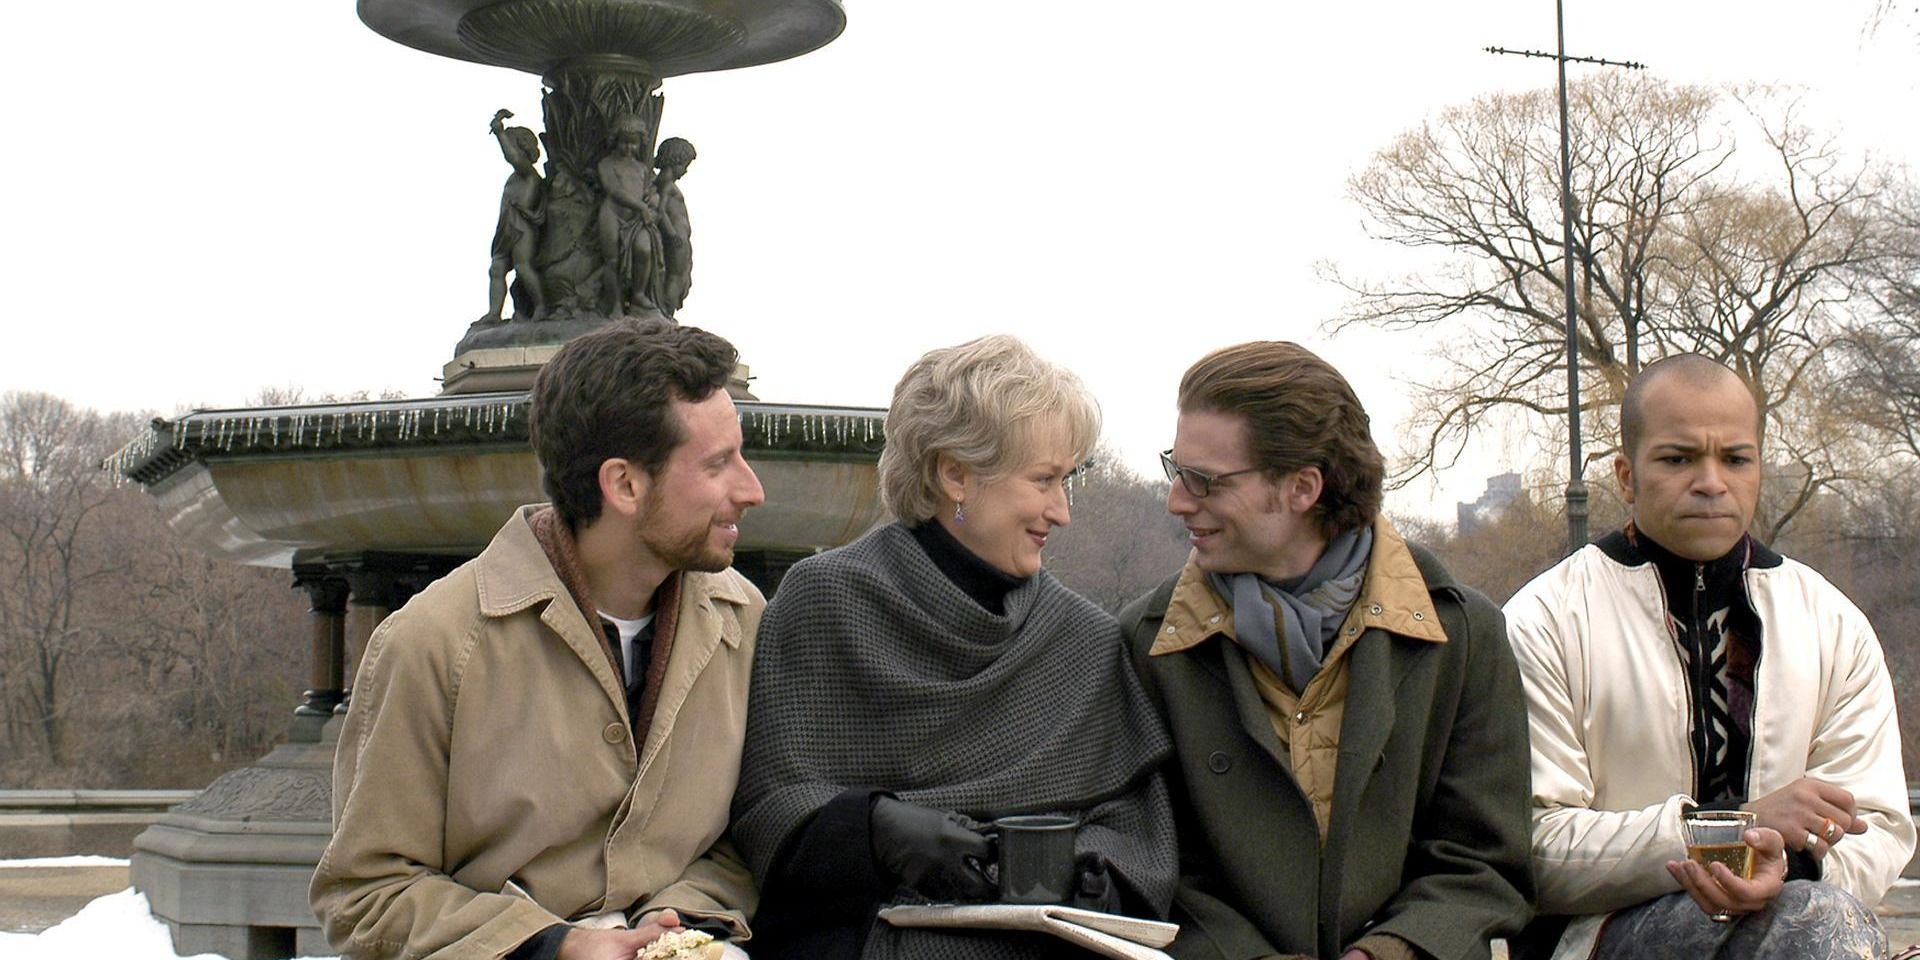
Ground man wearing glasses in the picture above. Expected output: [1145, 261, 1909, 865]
[1119, 341, 1533, 960]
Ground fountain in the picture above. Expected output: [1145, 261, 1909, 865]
[111, 3, 883, 956]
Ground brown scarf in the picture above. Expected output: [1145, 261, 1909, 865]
[528, 506, 681, 739]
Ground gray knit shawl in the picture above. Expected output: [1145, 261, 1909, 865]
[732, 524, 1177, 960]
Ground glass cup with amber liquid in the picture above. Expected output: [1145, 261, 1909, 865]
[1682, 809, 1757, 921]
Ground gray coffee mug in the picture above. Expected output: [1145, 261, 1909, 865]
[991, 814, 1080, 904]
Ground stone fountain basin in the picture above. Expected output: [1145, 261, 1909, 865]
[111, 394, 885, 568]
[359, 0, 846, 77]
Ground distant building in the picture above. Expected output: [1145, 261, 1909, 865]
[1458, 471, 1522, 535]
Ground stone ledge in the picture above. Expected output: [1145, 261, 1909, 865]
[0, 790, 198, 811]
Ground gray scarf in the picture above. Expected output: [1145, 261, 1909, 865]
[1208, 524, 1373, 689]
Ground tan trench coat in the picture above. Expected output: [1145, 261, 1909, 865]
[310, 506, 764, 959]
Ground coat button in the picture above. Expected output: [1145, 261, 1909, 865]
[603, 722, 627, 744]
[1368, 604, 1383, 615]
[1412, 611, 1425, 621]
[1207, 751, 1231, 774]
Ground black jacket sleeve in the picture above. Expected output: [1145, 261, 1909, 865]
[504, 924, 568, 960]
[748, 787, 898, 959]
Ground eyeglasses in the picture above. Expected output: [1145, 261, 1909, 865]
[1160, 450, 1260, 498]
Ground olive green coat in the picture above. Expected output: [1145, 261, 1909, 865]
[1119, 533, 1532, 960]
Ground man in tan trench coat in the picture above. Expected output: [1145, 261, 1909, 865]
[311, 318, 768, 960]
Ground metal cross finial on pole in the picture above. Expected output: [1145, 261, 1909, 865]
[1488, 1, 1644, 557]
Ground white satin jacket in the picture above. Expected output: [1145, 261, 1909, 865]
[1504, 538, 1913, 955]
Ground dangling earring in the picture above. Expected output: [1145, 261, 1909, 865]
[953, 501, 967, 524]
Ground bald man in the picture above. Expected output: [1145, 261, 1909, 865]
[1502, 355, 1914, 959]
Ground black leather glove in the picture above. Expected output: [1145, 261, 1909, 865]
[869, 796, 996, 901]
[1069, 851, 1122, 913]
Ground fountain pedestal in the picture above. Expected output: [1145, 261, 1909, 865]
[130, 739, 336, 959]
[116, 1, 857, 954]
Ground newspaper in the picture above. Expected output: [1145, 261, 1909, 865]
[878, 904, 1178, 960]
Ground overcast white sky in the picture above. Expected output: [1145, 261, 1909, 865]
[1, 1, 1912, 519]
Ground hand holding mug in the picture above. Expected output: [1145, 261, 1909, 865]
[869, 797, 995, 901]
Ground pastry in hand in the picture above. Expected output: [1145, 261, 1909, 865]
[635, 928, 724, 960]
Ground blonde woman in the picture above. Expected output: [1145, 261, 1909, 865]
[731, 335, 1176, 960]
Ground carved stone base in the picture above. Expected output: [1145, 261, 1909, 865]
[442, 343, 569, 395]
[444, 341, 756, 399]
[131, 735, 336, 960]
[452, 312, 635, 359]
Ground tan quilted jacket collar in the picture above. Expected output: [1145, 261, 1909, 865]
[1150, 514, 1448, 657]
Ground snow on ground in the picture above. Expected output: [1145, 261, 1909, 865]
[0, 888, 335, 960]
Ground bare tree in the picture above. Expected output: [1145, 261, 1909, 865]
[0, 391, 312, 787]
[111, 511, 308, 765]
[1398, 478, 1627, 607]
[0, 393, 143, 761]
[1865, 1, 1920, 46]
[1834, 179, 1920, 461]
[1324, 75, 1902, 540]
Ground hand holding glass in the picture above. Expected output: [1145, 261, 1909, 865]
[1681, 809, 1756, 921]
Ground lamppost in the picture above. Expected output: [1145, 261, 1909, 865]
[1489, 1, 1644, 555]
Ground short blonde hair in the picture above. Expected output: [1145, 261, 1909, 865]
[879, 335, 1101, 524]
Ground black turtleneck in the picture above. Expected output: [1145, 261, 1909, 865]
[908, 520, 1027, 616]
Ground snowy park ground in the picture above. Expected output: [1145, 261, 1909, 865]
[0, 857, 329, 960]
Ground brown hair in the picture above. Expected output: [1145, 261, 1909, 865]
[1177, 341, 1384, 539]
[529, 319, 739, 528]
